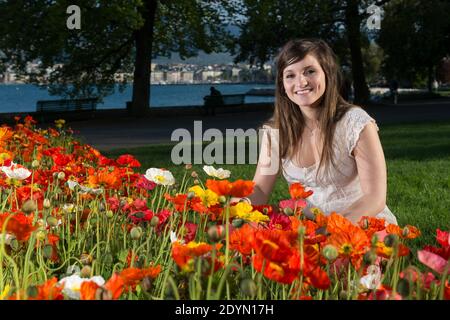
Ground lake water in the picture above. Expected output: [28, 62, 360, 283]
[0, 83, 275, 113]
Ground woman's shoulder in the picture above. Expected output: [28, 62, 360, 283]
[337, 106, 377, 129]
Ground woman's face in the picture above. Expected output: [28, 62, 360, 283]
[282, 54, 326, 108]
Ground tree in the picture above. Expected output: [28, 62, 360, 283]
[0, 0, 236, 116]
[378, 0, 450, 91]
[233, 0, 393, 105]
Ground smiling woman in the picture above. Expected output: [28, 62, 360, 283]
[247, 38, 398, 225]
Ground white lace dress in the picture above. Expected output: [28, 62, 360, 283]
[281, 107, 398, 225]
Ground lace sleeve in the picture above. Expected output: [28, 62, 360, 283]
[345, 108, 379, 158]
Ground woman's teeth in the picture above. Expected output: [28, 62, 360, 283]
[295, 89, 312, 95]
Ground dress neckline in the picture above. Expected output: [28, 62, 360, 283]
[286, 158, 318, 171]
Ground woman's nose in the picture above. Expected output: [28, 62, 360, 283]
[296, 74, 308, 87]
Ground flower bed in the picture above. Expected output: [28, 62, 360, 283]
[0, 116, 448, 300]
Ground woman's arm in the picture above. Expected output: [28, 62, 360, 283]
[232, 127, 279, 205]
[341, 121, 387, 224]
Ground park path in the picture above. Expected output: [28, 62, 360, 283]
[69, 98, 450, 151]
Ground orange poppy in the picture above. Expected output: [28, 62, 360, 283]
[289, 182, 313, 199]
[230, 223, 255, 255]
[326, 212, 354, 234]
[358, 216, 386, 238]
[326, 226, 370, 269]
[172, 241, 223, 273]
[119, 265, 162, 290]
[205, 179, 254, 198]
[386, 224, 421, 239]
[80, 281, 100, 300]
[10, 277, 63, 300]
[104, 273, 125, 300]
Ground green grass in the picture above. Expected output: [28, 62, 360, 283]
[102, 121, 450, 250]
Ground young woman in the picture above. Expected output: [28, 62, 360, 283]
[247, 38, 397, 225]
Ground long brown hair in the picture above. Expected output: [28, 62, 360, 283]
[266, 38, 355, 181]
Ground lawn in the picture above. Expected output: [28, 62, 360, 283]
[103, 120, 450, 250]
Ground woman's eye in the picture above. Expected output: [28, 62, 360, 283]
[285, 74, 294, 79]
[306, 69, 315, 75]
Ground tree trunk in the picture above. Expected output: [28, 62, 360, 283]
[131, 0, 158, 116]
[345, 0, 370, 105]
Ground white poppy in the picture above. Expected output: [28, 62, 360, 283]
[1, 164, 31, 180]
[58, 274, 105, 300]
[144, 168, 175, 186]
[203, 165, 231, 179]
[360, 265, 382, 290]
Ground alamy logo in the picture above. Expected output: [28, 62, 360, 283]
[366, 4, 382, 30]
[66, 5, 81, 30]
[170, 121, 279, 175]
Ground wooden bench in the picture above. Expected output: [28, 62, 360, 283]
[36, 98, 99, 113]
[203, 94, 245, 106]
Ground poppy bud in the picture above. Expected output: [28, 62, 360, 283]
[43, 198, 51, 209]
[283, 207, 294, 216]
[80, 253, 93, 265]
[130, 227, 143, 240]
[22, 199, 37, 214]
[150, 216, 160, 227]
[95, 287, 112, 300]
[27, 286, 38, 298]
[9, 238, 19, 251]
[402, 226, 410, 238]
[232, 218, 244, 228]
[106, 210, 114, 219]
[297, 225, 306, 237]
[384, 234, 398, 247]
[185, 164, 192, 170]
[207, 225, 225, 242]
[240, 278, 257, 298]
[339, 290, 348, 300]
[187, 191, 196, 199]
[363, 251, 377, 265]
[322, 244, 338, 261]
[80, 265, 92, 278]
[140, 276, 153, 292]
[191, 171, 198, 178]
[361, 218, 370, 230]
[132, 211, 145, 219]
[397, 278, 410, 297]
[31, 160, 40, 168]
[193, 179, 200, 185]
[57, 172, 65, 180]
[371, 234, 379, 247]
[218, 196, 227, 204]
[46, 216, 58, 227]
[42, 244, 54, 259]
[36, 230, 46, 241]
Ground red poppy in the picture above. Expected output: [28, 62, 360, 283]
[116, 154, 141, 167]
[0, 212, 36, 241]
[252, 249, 300, 284]
[119, 265, 162, 290]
